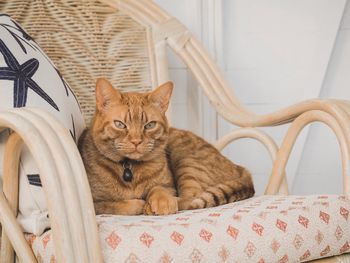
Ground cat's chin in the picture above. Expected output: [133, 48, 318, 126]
[122, 152, 159, 162]
[123, 152, 145, 161]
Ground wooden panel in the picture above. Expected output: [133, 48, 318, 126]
[341, 1, 350, 29]
[294, 9, 350, 194]
[169, 103, 188, 129]
[168, 68, 189, 128]
[322, 31, 350, 98]
[169, 69, 188, 104]
[223, 0, 346, 105]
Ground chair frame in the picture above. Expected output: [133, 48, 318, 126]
[0, 0, 349, 262]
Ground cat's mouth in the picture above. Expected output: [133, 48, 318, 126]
[117, 144, 154, 160]
[122, 147, 145, 159]
[130, 147, 143, 154]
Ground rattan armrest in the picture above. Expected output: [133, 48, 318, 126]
[265, 109, 350, 195]
[0, 108, 103, 263]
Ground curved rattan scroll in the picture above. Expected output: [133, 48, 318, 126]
[215, 128, 289, 195]
[266, 110, 350, 195]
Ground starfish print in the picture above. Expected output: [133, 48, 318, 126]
[69, 114, 76, 142]
[0, 15, 36, 54]
[27, 174, 42, 187]
[0, 39, 59, 110]
[1, 16, 81, 109]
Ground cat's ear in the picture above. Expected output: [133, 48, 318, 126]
[95, 78, 121, 111]
[148, 81, 173, 113]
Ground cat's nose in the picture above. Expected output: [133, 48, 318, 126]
[131, 139, 142, 146]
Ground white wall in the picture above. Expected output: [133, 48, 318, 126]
[156, 0, 350, 195]
[220, 0, 347, 195]
[155, 0, 202, 131]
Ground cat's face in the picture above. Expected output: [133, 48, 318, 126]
[92, 78, 173, 162]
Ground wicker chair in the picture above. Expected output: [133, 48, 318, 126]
[0, 0, 349, 262]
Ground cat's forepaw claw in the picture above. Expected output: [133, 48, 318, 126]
[144, 195, 178, 215]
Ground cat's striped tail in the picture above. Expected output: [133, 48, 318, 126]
[178, 167, 255, 210]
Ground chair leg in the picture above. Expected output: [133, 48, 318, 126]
[0, 132, 36, 262]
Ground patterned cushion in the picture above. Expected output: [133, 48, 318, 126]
[0, 14, 85, 235]
[26, 195, 350, 262]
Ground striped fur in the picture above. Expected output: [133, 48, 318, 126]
[167, 128, 255, 210]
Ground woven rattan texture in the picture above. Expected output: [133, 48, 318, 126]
[0, 0, 153, 123]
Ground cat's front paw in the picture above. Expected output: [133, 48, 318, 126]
[125, 199, 146, 215]
[144, 194, 178, 216]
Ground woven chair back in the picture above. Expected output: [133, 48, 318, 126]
[0, 0, 153, 123]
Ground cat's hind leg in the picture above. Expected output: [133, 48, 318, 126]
[178, 169, 255, 210]
[178, 184, 229, 210]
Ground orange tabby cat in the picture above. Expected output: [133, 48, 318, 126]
[78, 78, 254, 216]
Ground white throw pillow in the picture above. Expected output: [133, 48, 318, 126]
[0, 14, 85, 235]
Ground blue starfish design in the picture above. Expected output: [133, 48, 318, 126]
[0, 15, 37, 54]
[1, 16, 81, 113]
[69, 114, 77, 142]
[27, 174, 42, 187]
[0, 39, 59, 110]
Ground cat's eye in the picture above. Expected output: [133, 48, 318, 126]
[114, 120, 126, 129]
[144, 121, 156, 130]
